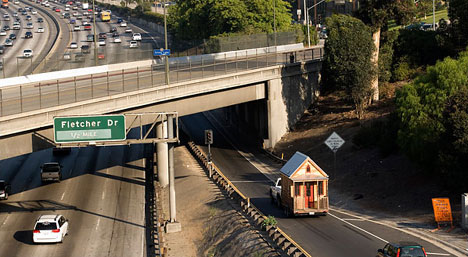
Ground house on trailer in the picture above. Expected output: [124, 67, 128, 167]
[280, 151, 329, 216]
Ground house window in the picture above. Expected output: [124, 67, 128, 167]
[306, 165, 311, 173]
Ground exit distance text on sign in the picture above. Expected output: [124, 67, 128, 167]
[54, 115, 126, 143]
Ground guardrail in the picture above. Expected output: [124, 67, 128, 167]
[185, 141, 312, 257]
[0, 47, 323, 117]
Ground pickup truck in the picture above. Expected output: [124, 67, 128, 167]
[0, 180, 11, 200]
[270, 178, 282, 205]
[40, 162, 62, 182]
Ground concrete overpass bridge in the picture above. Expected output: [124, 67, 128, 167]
[0, 45, 323, 159]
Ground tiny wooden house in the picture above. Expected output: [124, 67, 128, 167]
[280, 151, 329, 216]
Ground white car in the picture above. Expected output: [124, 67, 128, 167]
[132, 33, 141, 41]
[98, 39, 106, 46]
[33, 214, 69, 243]
[120, 22, 127, 27]
[73, 25, 80, 31]
[69, 42, 78, 49]
[65, 7, 69, 11]
[32, 10, 37, 14]
[4, 39, 13, 46]
[23, 49, 33, 58]
[125, 28, 132, 33]
[14, 0, 19, 3]
[0, 30, 6, 36]
[26, 22, 34, 29]
[129, 40, 138, 48]
[113, 36, 121, 43]
[37, 27, 44, 33]
[13, 12, 18, 17]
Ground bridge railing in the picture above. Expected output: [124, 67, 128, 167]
[0, 47, 323, 117]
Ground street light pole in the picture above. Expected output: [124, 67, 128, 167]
[273, 0, 276, 46]
[432, 0, 435, 31]
[92, 0, 97, 66]
[164, 0, 169, 85]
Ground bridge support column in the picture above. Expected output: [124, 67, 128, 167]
[156, 121, 169, 187]
[265, 78, 289, 149]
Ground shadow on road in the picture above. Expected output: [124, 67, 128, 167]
[13, 230, 34, 245]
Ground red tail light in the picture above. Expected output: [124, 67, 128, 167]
[52, 229, 60, 233]
[33, 230, 40, 233]
[396, 249, 400, 257]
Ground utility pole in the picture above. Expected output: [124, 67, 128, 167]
[273, 0, 277, 46]
[92, 0, 97, 66]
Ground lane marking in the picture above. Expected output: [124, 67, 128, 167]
[426, 253, 451, 256]
[342, 218, 365, 221]
[328, 212, 388, 244]
[231, 180, 272, 183]
[60, 191, 66, 201]
[95, 218, 100, 230]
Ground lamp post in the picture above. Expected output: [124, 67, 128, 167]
[92, 0, 97, 66]
[163, 0, 169, 85]
[273, 0, 276, 46]
[307, 0, 325, 47]
[432, 0, 435, 31]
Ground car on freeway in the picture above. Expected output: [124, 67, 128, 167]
[40, 162, 62, 181]
[98, 39, 106, 46]
[129, 40, 138, 48]
[23, 49, 33, 58]
[4, 38, 12, 46]
[112, 31, 119, 37]
[12, 22, 20, 30]
[76, 15, 82, 20]
[32, 10, 37, 14]
[377, 242, 427, 257]
[33, 214, 69, 243]
[72, 11, 78, 16]
[26, 22, 33, 29]
[109, 27, 117, 33]
[83, 23, 91, 30]
[25, 31, 33, 38]
[2, 26, 9, 31]
[113, 36, 121, 43]
[70, 19, 76, 24]
[37, 17, 43, 22]
[0, 45, 4, 54]
[22, 11, 27, 15]
[9, 33, 16, 40]
[63, 52, 71, 60]
[37, 27, 44, 33]
[73, 25, 80, 31]
[132, 32, 141, 41]
[69, 42, 78, 49]
[117, 18, 122, 23]
[65, 7, 69, 11]
[3, 14, 9, 18]
[0, 60, 3, 70]
[4, 16, 10, 21]
[125, 28, 132, 33]
[0, 30, 6, 36]
[13, 12, 18, 17]
[120, 21, 127, 27]
[81, 44, 90, 53]
[86, 34, 95, 42]
[97, 53, 105, 59]
[14, 0, 19, 3]
[74, 52, 84, 62]
[55, 8, 60, 12]
[26, 15, 32, 20]
[72, 5, 77, 10]
[98, 32, 107, 39]
[0, 180, 11, 200]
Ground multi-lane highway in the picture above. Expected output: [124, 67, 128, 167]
[0, 0, 161, 79]
[0, 143, 148, 257]
[181, 112, 456, 257]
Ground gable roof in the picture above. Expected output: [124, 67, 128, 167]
[280, 151, 309, 177]
[280, 151, 328, 180]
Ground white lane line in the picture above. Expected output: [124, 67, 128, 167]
[231, 180, 272, 183]
[101, 190, 106, 200]
[60, 191, 66, 201]
[342, 218, 365, 221]
[95, 218, 100, 231]
[328, 212, 388, 243]
[426, 253, 451, 256]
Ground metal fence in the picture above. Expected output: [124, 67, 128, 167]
[0, 47, 323, 117]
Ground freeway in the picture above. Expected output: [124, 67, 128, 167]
[0, 144, 147, 257]
[181, 112, 456, 257]
[0, 1, 58, 78]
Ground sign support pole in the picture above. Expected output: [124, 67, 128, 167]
[165, 114, 181, 233]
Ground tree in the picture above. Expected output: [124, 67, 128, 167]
[356, 0, 417, 102]
[168, 0, 292, 40]
[448, 0, 468, 50]
[322, 14, 376, 119]
[396, 49, 468, 167]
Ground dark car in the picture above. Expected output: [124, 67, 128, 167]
[117, 18, 122, 23]
[0, 180, 11, 200]
[25, 31, 33, 38]
[3, 25, 10, 31]
[377, 242, 427, 257]
[74, 52, 85, 62]
[112, 31, 119, 37]
[81, 44, 90, 54]
[0, 45, 4, 54]
[98, 32, 106, 39]
[37, 17, 44, 23]
[109, 27, 117, 33]
[9, 33, 16, 40]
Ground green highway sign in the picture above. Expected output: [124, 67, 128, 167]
[53, 115, 126, 143]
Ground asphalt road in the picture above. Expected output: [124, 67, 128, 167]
[0, 143, 147, 257]
[181, 112, 456, 257]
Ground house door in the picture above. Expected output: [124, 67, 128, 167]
[304, 182, 315, 209]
